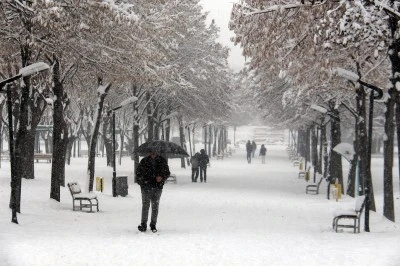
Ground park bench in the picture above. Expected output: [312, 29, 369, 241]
[34, 153, 52, 163]
[80, 150, 102, 157]
[292, 157, 301, 167]
[332, 195, 366, 233]
[306, 174, 324, 194]
[217, 154, 224, 160]
[165, 174, 177, 184]
[1, 153, 10, 160]
[67, 182, 99, 212]
[298, 166, 311, 179]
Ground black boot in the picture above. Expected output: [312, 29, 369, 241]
[138, 223, 147, 232]
[150, 224, 157, 233]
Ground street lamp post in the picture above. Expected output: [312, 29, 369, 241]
[310, 104, 341, 200]
[0, 62, 50, 224]
[107, 96, 138, 197]
[334, 67, 383, 232]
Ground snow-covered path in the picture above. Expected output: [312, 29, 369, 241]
[0, 145, 399, 266]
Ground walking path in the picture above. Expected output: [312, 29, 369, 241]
[0, 145, 399, 265]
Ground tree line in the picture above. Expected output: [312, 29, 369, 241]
[230, 0, 400, 226]
[0, 0, 236, 223]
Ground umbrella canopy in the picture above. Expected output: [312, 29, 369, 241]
[134, 140, 189, 158]
[333, 143, 355, 162]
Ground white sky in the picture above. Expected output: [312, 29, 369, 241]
[200, 0, 245, 72]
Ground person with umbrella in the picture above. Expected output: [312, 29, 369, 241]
[136, 148, 170, 233]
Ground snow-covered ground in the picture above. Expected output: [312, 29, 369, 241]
[0, 145, 399, 266]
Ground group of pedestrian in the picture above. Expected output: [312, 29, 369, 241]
[135, 140, 265, 234]
[246, 140, 267, 164]
[189, 149, 210, 183]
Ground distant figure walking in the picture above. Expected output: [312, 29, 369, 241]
[246, 140, 252, 164]
[259, 144, 267, 164]
[251, 141, 257, 158]
[198, 149, 209, 182]
[190, 152, 200, 182]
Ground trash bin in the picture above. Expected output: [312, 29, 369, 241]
[113, 176, 128, 197]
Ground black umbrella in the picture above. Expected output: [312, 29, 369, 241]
[134, 140, 189, 158]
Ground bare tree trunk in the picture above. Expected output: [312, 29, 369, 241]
[204, 124, 207, 152]
[366, 92, 376, 211]
[131, 83, 140, 182]
[329, 108, 343, 190]
[147, 91, 154, 141]
[187, 126, 192, 157]
[192, 124, 196, 154]
[383, 87, 396, 221]
[347, 117, 358, 197]
[213, 126, 218, 156]
[50, 57, 69, 202]
[311, 126, 318, 183]
[397, 95, 400, 197]
[178, 116, 186, 168]
[86, 79, 111, 192]
[165, 118, 171, 142]
[102, 115, 113, 166]
[66, 136, 78, 165]
[381, 5, 399, 223]
[208, 125, 212, 158]
[218, 127, 223, 155]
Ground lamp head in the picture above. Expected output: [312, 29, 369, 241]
[18, 62, 50, 77]
[332, 67, 359, 82]
[310, 104, 327, 114]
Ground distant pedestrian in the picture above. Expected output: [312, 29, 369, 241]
[259, 144, 267, 164]
[198, 149, 209, 182]
[246, 140, 252, 164]
[190, 152, 200, 182]
[251, 141, 257, 158]
[136, 149, 170, 233]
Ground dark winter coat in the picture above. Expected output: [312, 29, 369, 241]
[259, 146, 267, 156]
[136, 155, 170, 189]
[251, 141, 257, 151]
[198, 152, 209, 167]
[246, 142, 252, 153]
[190, 154, 200, 169]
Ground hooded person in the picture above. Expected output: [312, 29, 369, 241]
[136, 149, 170, 233]
[251, 141, 257, 158]
[190, 152, 200, 182]
[259, 144, 267, 164]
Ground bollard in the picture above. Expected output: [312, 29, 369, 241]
[305, 170, 310, 182]
[334, 179, 341, 201]
[337, 181, 341, 200]
[96, 177, 104, 192]
[299, 161, 303, 170]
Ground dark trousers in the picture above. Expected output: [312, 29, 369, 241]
[199, 165, 207, 182]
[141, 187, 163, 226]
[192, 168, 199, 182]
[247, 152, 252, 163]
